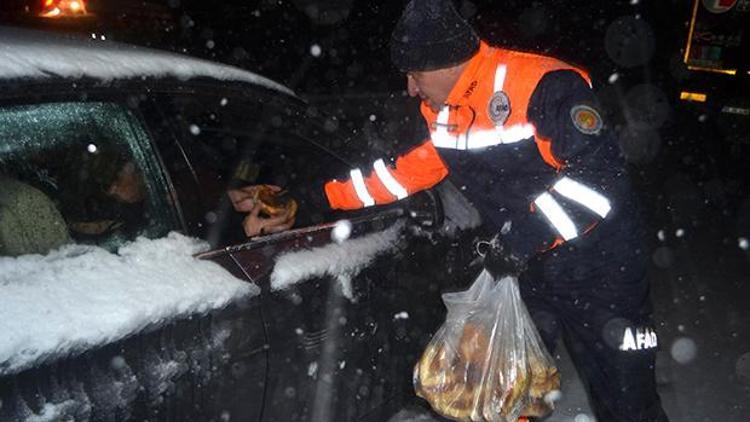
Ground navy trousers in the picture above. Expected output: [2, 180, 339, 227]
[519, 242, 669, 422]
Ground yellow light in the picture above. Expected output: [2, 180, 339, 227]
[680, 91, 707, 103]
[39, 0, 89, 18]
[683, 0, 700, 64]
[41, 7, 61, 17]
[687, 66, 738, 75]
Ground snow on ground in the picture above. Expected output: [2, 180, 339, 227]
[0, 232, 258, 376]
[0, 27, 293, 95]
[270, 221, 404, 299]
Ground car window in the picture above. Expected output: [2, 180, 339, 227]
[153, 92, 351, 247]
[0, 101, 177, 256]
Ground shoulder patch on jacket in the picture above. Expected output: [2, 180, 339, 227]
[570, 104, 603, 135]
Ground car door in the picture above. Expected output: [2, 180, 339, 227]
[146, 84, 445, 420]
[0, 88, 268, 422]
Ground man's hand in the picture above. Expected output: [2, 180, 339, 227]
[480, 236, 527, 278]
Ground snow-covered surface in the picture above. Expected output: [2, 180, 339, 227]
[0, 27, 293, 95]
[24, 400, 79, 422]
[0, 232, 258, 376]
[270, 221, 405, 299]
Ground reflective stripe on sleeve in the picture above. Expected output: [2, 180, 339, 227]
[350, 168, 375, 207]
[553, 177, 612, 218]
[534, 192, 578, 241]
[373, 159, 408, 200]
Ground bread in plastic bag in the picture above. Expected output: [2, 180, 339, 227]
[414, 270, 561, 421]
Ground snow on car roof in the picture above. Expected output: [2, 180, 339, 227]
[0, 26, 294, 95]
[0, 232, 258, 377]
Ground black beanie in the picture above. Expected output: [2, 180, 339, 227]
[390, 0, 480, 72]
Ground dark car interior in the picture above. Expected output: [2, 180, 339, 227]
[0, 101, 176, 255]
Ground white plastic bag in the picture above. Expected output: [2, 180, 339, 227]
[414, 270, 561, 421]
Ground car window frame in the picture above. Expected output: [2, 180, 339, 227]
[0, 83, 186, 248]
[140, 80, 400, 245]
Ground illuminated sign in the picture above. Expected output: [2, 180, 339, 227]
[702, 0, 738, 14]
[684, 0, 748, 74]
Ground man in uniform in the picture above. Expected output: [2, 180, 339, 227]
[241, 1, 669, 420]
[326, 0, 670, 420]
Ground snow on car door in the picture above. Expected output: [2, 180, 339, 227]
[214, 210, 407, 421]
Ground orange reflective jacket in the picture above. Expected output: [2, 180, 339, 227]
[324, 41, 590, 211]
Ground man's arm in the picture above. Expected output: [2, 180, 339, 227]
[500, 70, 626, 261]
[323, 140, 450, 210]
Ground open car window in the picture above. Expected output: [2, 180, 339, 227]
[153, 92, 352, 248]
[0, 101, 177, 256]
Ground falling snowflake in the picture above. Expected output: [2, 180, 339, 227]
[189, 124, 201, 135]
[671, 337, 698, 364]
[393, 311, 410, 320]
[331, 220, 353, 243]
[608, 73, 619, 84]
[739, 237, 749, 250]
[308, 361, 318, 378]
[574, 414, 592, 422]
[310, 44, 322, 57]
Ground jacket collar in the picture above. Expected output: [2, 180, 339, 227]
[444, 41, 499, 107]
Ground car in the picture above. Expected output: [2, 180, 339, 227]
[0, 26, 481, 421]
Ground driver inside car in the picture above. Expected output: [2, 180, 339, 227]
[59, 146, 147, 245]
